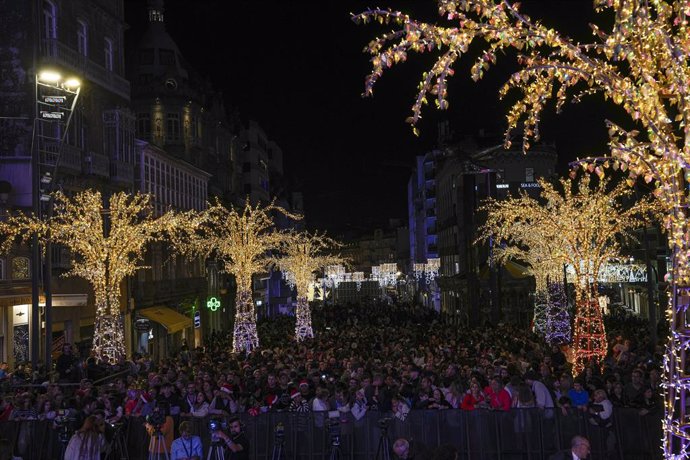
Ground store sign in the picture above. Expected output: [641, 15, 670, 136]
[206, 297, 221, 312]
[135, 319, 150, 332]
[194, 311, 201, 328]
[520, 182, 541, 189]
[40, 110, 64, 120]
[43, 95, 66, 104]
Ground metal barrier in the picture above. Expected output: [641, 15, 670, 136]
[0, 408, 662, 460]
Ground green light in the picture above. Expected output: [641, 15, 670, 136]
[207, 297, 221, 312]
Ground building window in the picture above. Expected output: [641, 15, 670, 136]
[136, 113, 151, 139]
[166, 113, 180, 142]
[43, 0, 57, 40]
[104, 38, 113, 71]
[159, 49, 175, 65]
[525, 167, 534, 182]
[11, 257, 30, 280]
[77, 20, 88, 57]
[0, 259, 4, 280]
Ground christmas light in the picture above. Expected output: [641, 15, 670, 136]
[176, 199, 301, 354]
[0, 190, 189, 362]
[272, 231, 344, 342]
[545, 281, 570, 344]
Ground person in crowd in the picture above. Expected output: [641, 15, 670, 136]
[391, 393, 411, 421]
[524, 371, 555, 411]
[56, 343, 78, 383]
[567, 380, 590, 411]
[548, 435, 590, 460]
[170, 420, 203, 460]
[392, 437, 426, 459]
[588, 389, 613, 428]
[64, 414, 106, 460]
[638, 386, 661, 417]
[625, 369, 646, 406]
[484, 376, 511, 411]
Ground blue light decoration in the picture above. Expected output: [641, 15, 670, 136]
[206, 297, 221, 312]
[545, 282, 570, 344]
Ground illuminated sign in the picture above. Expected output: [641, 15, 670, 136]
[43, 95, 66, 104]
[193, 311, 201, 328]
[206, 297, 221, 311]
[40, 111, 64, 120]
[520, 182, 541, 189]
[496, 183, 509, 189]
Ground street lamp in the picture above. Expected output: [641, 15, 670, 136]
[30, 69, 81, 371]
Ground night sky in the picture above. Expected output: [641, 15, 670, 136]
[124, 1, 620, 232]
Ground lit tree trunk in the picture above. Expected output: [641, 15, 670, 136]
[532, 288, 548, 336]
[232, 275, 259, 354]
[571, 277, 607, 375]
[544, 282, 570, 345]
[294, 294, 313, 342]
[91, 282, 125, 362]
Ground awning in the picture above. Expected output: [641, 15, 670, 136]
[138, 306, 192, 334]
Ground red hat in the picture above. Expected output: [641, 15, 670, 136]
[290, 389, 300, 399]
[140, 392, 152, 404]
[299, 380, 309, 388]
[265, 394, 278, 406]
[221, 384, 234, 394]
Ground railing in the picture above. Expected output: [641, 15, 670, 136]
[110, 160, 134, 184]
[0, 408, 661, 460]
[40, 39, 131, 100]
[85, 151, 109, 177]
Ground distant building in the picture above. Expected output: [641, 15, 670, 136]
[0, 0, 133, 366]
[434, 136, 557, 326]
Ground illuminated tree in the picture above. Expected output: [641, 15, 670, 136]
[478, 218, 567, 341]
[178, 200, 300, 354]
[272, 231, 345, 341]
[478, 176, 653, 373]
[353, 1, 690, 451]
[0, 190, 185, 362]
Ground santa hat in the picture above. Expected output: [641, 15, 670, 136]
[221, 384, 234, 394]
[265, 394, 278, 406]
[299, 380, 309, 388]
[290, 389, 300, 399]
[140, 392, 153, 404]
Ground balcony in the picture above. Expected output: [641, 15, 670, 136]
[85, 152, 109, 177]
[110, 160, 133, 184]
[40, 39, 130, 101]
[59, 144, 82, 174]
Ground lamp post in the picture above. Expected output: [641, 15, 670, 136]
[31, 70, 81, 372]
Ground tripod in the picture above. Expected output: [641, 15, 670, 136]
[105, 423, 129, 460]
[148, 430, 170, 460]
[207, 440, 226, 460]
[327, 433, 341, 460]
[271, 436, 285, 460]
[375, 428, 391, 460]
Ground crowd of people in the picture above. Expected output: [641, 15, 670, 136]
[0, 302, 663, 459]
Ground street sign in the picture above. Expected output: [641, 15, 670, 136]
[194, 310, 201, 328]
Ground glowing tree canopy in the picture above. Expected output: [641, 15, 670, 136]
[272, 231, 345, 342]
[0, 190, 186, 362]
[478, 216, 566, 340]
[479, 176, 654, 373]
[177, 199, 300, 354]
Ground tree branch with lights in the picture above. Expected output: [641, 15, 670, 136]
[271, 231, 345, 342]
[176, 199, 301, 354]
[354, 1, 690, 452]
[0, 190, 188, 362]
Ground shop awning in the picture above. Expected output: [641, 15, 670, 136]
[138, 306, 192, 334]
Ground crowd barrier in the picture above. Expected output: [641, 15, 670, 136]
[0, 407, 662, 460]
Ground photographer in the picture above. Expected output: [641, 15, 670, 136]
[64, 415, 105, 460]
[171, 421, 202, 460]
[212, 416, 248, 460]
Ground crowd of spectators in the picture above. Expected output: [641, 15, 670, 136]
[0, 302, 663, 458]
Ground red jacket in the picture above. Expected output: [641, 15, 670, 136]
[483, 386, 511, 411]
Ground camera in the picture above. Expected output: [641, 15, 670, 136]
[377, 417, 392, 430]
[274, 422, 285, 443]
[208, 417, 227, 432]
[54, 409, 76, 444]
[146, 410, 166, 430]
